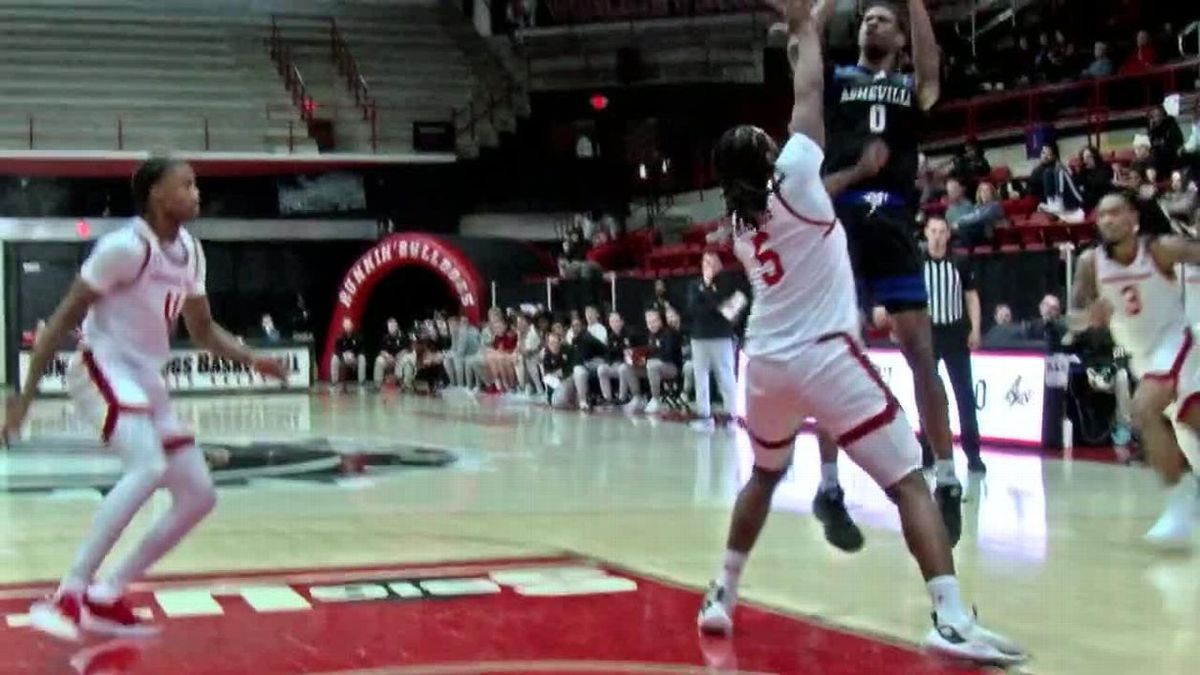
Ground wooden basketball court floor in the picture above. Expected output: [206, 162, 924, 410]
[0, 390, 1196, 674]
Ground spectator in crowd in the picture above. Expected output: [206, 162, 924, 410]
[1074, 146, 1114, 212]
[330, 318, 365, 388]
[567, 316, 608, 411]
[1148, 105, 1185, 176]
[444, 314, 481, 388]
[542, 332, 577, 409]
[1033, 143, 1086, 223]
[952, 182, 1005, 245]
[666, 306, 693, 403]
[649, 279, 675, 317]
[290, 293, 311, 341]
[558, 224, 599, 279]
[596, 311, 634, 404]
[621, 308, 682, 415]
[950, 141, 991, 189]
[917, 152, 947, 205]
[483, 316, 519, 393]
[507, 0, 536, 30]
[513, 313, 544, 397]
[584, 305, 608, 343]
[1120, 28, 1158, 75]
[1025, 294, 1068, 349]
[1082, 41, 1114, 78]
[943, 178, 974, 226]
[259, 314, 281, 343]
[686, 251, 745, 431]
[1013, 35, 1036, 86]
[373, 317, 408, 386]
[467, 308, 501, 391]
[984, 304, 1026, 346]
[1161, 170, 1197, 229]
[1127, 134, 1155, 182]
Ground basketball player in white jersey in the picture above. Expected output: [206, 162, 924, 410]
[1072, 191, 1200, 549]
[695, 0, 1025, 664]
[2, 158, 286, 640]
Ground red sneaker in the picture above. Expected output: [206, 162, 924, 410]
[29, 592, 83, 642]
[81, 593, 159, 638]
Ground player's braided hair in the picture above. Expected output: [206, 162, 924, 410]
[713, 125, 779, 232]
[131, 156, 187, 214]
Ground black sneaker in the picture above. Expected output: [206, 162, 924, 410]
[935, 483, 963, 547]
[812, 487, 865, 552]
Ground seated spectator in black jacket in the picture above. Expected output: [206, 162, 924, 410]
[620, 308, 682, 415]
[950, 140, 991, 193]
[373, 317, 409, 385]
[330, 318, 365, 387]
[596, 311, 636, 404]
[1148, 105, 1184, 176]
[566, 317, 607, 411]
[667, 307, 694, 402]
[543, 332, 577, 409]
[1024, 294, 1068, 350]
[1033, 143, 1086, 223]
[1074, 146, 1114, 213]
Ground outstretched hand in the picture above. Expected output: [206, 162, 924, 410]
[856, 139, 891, 178]
[252, 356, 288, 382]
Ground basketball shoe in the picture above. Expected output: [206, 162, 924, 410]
[696, 581, 735, 636]
[29, 591, 83, 642]
[81, 591, 160, 638]
[1144, 478, 1197, 551]
[924, 611, 1028, 666]
[812, 486, 865, 552]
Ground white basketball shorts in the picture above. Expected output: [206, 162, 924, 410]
[742, 332, 921, 488]
[66, 350, 192, 452]
[1140, 326, 1200, 421]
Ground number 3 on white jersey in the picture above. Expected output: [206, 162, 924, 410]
[869, 104, 886, 133]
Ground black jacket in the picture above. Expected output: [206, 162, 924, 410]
[605, 328, 637, 362]
[335, 332, 362, 354]
[542, 349, 569, 377]
[687, 277, 737, 339]
[569, 331, 607, 366]
[380, 331, 408, 356]
[647, 328, 683, 368]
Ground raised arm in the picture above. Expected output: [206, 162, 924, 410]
[767, 0, 826, 146]
[1150, 235, 1200, 267]
[907, 0, 940, 110]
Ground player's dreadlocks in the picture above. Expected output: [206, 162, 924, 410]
[131, 155, 187, 215]
[713, 125, 780, 233]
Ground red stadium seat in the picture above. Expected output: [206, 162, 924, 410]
[988, 166, 1012, 185]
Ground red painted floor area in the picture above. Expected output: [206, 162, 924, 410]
[0, 557, 984, 675]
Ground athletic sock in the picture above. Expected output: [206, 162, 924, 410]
[927, 575, 970, 628]
[86, 580, 121, 604]
[56, 577, 87, 598]
[718, 549, 747, 597]
[818, 462, 840, 493]
[934, 459, 959, 486]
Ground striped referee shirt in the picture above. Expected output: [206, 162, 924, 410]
[923, 251, 975, 326]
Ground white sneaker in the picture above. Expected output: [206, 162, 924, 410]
[924, 613, 1027, 666]
[644, 398, 662, 415]
[624, 397, 645, 414]
[578, 400, 591, 412]
[1145, 478, 1197, 550]
[690, 418, 716, 433]
[696, 582, 736, 636]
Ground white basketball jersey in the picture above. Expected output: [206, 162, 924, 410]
[734, 134, 860, 358]
[1095, 239, 1186, 360]
[80, 218, 207, 370]
[1181, 263, 1200, 326]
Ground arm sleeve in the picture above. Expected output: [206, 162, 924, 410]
[776, 133, 825, 204]
[189, 237, 208, 298]
[957, 256, 977, 291]
[79, 233, 146, 295]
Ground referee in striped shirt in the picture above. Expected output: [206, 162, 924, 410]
[923, 217, 986, 474]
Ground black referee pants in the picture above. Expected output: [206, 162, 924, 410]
[929, 322, 983, 464]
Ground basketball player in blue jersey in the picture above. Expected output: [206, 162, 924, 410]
[810, 0, 970, 554]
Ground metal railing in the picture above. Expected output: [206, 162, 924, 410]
[926, 57, 1200, 148]
[267, 18, 315, 126]
[330, 18, 378, 151]
[0, 106, 310, 152]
